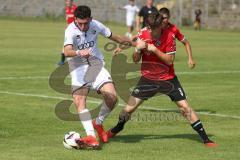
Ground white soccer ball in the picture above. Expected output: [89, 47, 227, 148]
[63, 131, 81, 149]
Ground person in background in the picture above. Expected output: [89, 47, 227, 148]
[58, 0, 77, 66]
[194, 9, 202, 30]
[159, 7, 195, 69]
[119, 0, 140, 38]
[136, 0, 158, 31]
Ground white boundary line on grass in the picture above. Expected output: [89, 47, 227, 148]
[0, 70, 239, 80]
[0, 91, 240, 120]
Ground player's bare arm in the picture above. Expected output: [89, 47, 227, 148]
[181, 39, 196, 69]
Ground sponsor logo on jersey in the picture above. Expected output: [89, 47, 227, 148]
[78, 41, 94, 50]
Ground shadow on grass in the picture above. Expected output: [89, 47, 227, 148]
[109, 133, 214, 144]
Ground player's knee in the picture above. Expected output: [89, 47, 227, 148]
[104, 92, 118, 109]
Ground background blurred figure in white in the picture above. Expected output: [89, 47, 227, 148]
[119, 0, 139, 38]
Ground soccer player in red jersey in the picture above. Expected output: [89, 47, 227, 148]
[159, 7, 195, 69]
[106, 12, 217, 147]
[65, 0, 77, 24]
[58, 0, 77, 66]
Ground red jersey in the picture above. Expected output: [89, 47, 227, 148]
[138, 24, 185, 80]
[65, 4, 77, 24]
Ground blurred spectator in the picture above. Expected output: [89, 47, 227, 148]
[194, 9, 202, 30]
[58, 0, 77, 66]
[136, 0, 158, 31]
[119, 0, 139, 38]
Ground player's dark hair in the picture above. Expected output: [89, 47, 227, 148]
[74, 5, 91, 19]
[146, 12, 163, 29]
[159, 7, 170, 17]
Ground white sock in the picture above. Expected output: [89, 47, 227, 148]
[95, 102, 111, 125]
[79, 109, 95, 137]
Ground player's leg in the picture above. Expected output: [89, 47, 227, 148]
[175, 100, 217, 147]
[107, 76, 157, 138]
[107, 96, 143, 138]
[88, 66, 117, 142]
[92, 82, 117, 142]
[126, 18, 133, 38]
[73, 87, 99, 148]
[96, 82, 117, 124]
[167, 76, 217, 147]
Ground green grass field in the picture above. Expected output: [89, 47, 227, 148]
[0, 19, 240, 160]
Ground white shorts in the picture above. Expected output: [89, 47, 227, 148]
[126, 18, 134, 27]
[70, 64, 112, 93]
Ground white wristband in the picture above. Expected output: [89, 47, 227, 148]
[76, 50, 81, 56]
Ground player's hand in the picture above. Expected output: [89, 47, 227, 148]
[113, 47, 122, 56]
[188, 59, 196, 69]
[76, 49, 91, 58]
[136, 39, 147, 50]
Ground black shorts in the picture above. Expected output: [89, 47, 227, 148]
[131, 76, 186, 101]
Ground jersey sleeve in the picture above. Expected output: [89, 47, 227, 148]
[175, 27, 185, 41]
[64, 28, 74, 46]
[95, 21, 112, 38]
[123, 5, 128, 10]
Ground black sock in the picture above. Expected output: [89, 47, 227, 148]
[61, 53, 65, 63]
[111, 120, 126, 134]
[111, 111, 130, 134]
[191, 120, 210, 143]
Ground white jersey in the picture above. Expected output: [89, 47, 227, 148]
[124, 4, 139, 21]
[64, 20, 113, 91]
[64, 19, 112, 64]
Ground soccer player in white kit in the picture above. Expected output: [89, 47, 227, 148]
[119, 0, 139, 38]
[64, 5, 135, 149]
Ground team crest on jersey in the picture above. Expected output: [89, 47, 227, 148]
[76, 35, 81, 39]
[91, 30, 96, 35]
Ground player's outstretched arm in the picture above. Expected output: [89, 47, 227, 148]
[181, 39, 196, 69]
[109, 33, 137, 47]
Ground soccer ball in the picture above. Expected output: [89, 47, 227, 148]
[63, 131, 81, 149]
